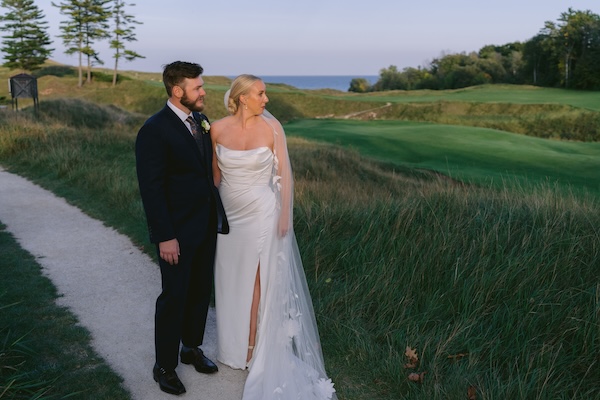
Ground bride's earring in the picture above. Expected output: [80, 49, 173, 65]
[244, 103, 248, 110]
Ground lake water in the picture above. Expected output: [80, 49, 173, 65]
[230, 75, 379, 92]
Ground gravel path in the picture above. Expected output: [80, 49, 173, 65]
[0, 167, 247, 400]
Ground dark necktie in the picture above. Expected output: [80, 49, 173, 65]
[186, 116, 205, 160]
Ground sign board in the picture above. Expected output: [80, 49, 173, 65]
[9, 73, 39, 111]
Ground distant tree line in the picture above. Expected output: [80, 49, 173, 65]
[350, 8, 600, 92]
[0, 0, 143, 87]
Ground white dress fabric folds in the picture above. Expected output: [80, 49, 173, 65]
[214, 115, 336, 400]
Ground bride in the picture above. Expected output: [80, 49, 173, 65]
[211, 74, 337, 399]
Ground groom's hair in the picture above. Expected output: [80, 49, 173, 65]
[162, 61, 204, 96]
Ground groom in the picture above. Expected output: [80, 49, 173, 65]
[135, 61, 228, 395]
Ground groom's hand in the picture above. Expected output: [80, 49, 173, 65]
[159, 239, 180, 265]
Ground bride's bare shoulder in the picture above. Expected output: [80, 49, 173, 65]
[211, 116, 235, 132]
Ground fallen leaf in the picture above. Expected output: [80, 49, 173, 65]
[405, 346, 419, 365]
[467, 385, 477, 400]
[408, 372, 426, 383]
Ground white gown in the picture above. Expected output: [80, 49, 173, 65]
[215, 140, 336, 399]
[215, 144, 277, 369]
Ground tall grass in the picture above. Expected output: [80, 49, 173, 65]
[0, 102, 148, 248]
[294, 175, 599, 398]
[1, 100, 598, 399]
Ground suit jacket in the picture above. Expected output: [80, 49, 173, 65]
[135, 105, 228, 247]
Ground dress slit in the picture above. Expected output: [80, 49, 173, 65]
[246, 260, 261, 365]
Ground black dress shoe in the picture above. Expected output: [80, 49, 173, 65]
[180, 347, 218, 374]
[153, 363, 186, 395]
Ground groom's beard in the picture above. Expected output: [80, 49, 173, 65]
[181, 93, 205, 112]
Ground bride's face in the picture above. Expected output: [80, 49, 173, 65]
[243, 81, 269, 115]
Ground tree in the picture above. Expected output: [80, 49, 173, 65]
[445, 65, 490, 89]
[402, 67, 429, 90]
[505, 50, 523, 83]
[82, 0, 111, 84]
[564, 10, 600, 89]
[542, 8, 600, 88]
[53, 0, 112, 87]
[521, 34, 558, 86]
[429, 52, 478, 89]
[0, 0, 53, 71]
[478, 42, 523, 83]
[365, 8, 600, 92]
[372, 65, 406, 91]
[571, 24, 600, 89]
[348, 77, 370, 93]
[109, 0, 143, 86]
[475, 55, 506, 83]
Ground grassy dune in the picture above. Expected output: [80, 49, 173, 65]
[4, 65, 600, 141]
[1, 70, 599, 399]
[285, 119, 600, 196]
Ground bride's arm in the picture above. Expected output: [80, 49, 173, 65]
[210, 121, 222, 187]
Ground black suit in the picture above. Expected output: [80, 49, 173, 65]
[135, 104, 225, 370]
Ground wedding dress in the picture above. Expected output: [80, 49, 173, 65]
[214, 110, 336, 400]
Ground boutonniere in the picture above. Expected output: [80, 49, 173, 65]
[200, 119, 210, 133]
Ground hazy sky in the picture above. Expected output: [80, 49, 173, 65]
[20, 0, 600, 76]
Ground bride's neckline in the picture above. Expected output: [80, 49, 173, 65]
[216, 143, 272, 153]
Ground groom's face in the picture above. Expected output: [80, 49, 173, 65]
[179, 76, 206, 112]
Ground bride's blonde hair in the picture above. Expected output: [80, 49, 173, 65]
[226, 74, 262, 115]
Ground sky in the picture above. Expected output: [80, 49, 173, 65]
[13, 0, 600, 76]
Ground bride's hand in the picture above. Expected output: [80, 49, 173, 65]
[278, 218, 289, 237]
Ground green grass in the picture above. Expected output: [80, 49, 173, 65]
[294, 179, 600, 399]
[5, 64, 599, 141]
[1, 67, 600, 399]
[0, 223, 130, 399]
[0, 102, 150, 249]
[333, 84, 600, 111]
[285, 119, 600, 196]
[1, 99, 599, 399]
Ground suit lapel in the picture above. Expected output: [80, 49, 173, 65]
[192, 112, 211, 170]
[163, 106, 197, 148]
[163, 106, 207, 170]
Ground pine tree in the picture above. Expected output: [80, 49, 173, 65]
[52, 0, 112, 87]
[82, 0, 111, 83]
[110, 0, 144, 86]
[0, 0, 53, 71]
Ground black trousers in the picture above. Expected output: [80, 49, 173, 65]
[154, 228, 217, 370]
